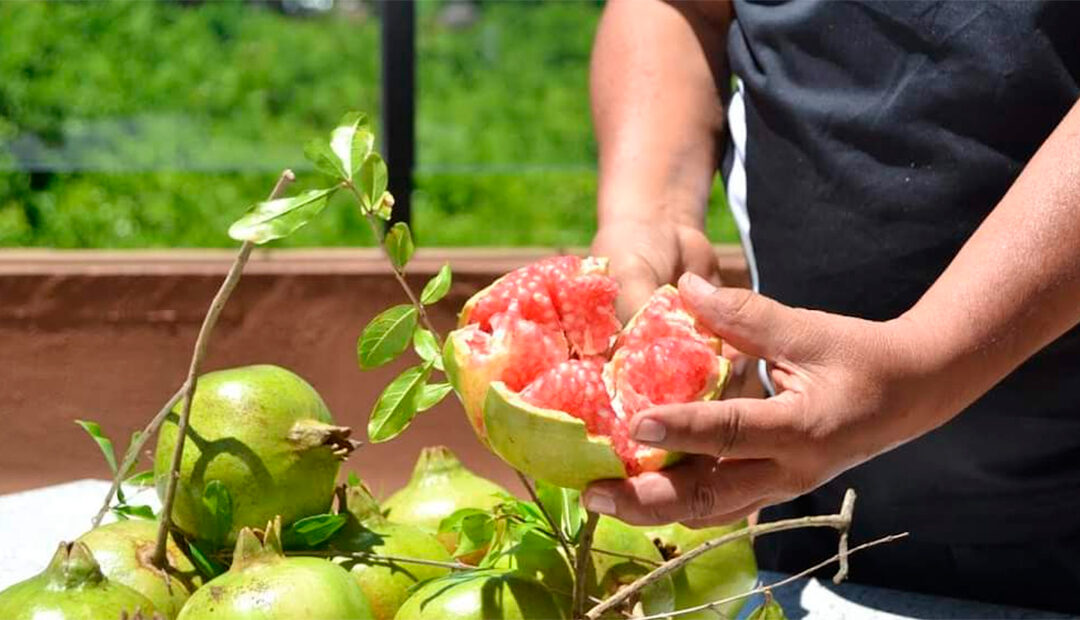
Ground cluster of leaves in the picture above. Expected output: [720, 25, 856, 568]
[439, 481, 584, 569]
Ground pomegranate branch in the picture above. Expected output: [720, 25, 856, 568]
[572, 510, 601, 619]
[91, 383, 187, 528]
[346, 182, 443, 348]
[585, 488, 863, 620]
[634, 532, 909, 620]
[151, 169, 296, 569]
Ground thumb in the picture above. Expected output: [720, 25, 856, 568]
[678, 272, 803, 360]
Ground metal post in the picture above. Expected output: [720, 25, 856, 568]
[381, 0, 416, 228]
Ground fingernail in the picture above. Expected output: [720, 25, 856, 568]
[585, 490, 616, 515]
[634, 419, 666, 443]
[679, 272, 715, 295]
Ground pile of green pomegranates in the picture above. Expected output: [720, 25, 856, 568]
[0, 363, 758, 619]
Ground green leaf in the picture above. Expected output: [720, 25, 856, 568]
[347, 471, 361, 487]
[112, 504, 156, 520]
[282, 513, 348, 549]
[412, 328, 443, 369]
[124, 470, 155, 487]
[420, 263, 452, 305]
[357, 305, 419, 370]
[358, 153, 388, 209]
[536, 481, 584, 542]
[188, 539, 226, 579]
[75, 420, 117, 474]
[228, 187, 337, 245]
[303, 112, 374, 181]
[367, 363, 432, 442]
[438, 509, 495, 560]
[304, 138, 345, 180]
[747, 594, 788, 620]
[416, 382, 453, 412]
[384, 222, 415, 270]
[201, 480, 233, 546]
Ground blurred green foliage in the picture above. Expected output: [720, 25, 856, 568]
[0, 0, 736, 248]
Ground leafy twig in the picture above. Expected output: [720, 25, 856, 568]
[350, 188, 443, 346]
[515, 472, 576, 567]
[632, 532, 909, 620]
[590, 546, 662, 568]
[91, 384, 187, 528]
[585, 489, 859, 619]
[572, 510, 600, 619]
[151, 169, 296, 568]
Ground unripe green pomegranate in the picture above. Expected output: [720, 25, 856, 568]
[393, 569, 564, 620]
[76, 519, 202, 619]
[178, 517, 374, 619]
[329, 482, 453, 620]
[641, 521, 758, 620]
[0, 541, 158, 619]
[154, 364, 356, 544]
[383, 446, 510, 559]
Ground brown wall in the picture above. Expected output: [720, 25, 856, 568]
[0, 248, 748, 499]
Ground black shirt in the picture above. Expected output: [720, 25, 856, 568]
[723, 0, 1080, 592]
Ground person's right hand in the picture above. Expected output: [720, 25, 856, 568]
[591, 219, 761, 398]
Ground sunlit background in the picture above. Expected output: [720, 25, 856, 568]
[0, 0, 737, 249]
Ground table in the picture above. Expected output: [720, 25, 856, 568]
[0, 480, 1070, 619]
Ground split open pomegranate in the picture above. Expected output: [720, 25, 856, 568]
[444, 256, 730, 489]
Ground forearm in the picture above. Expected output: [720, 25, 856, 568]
[591, 0, 730, 229]
[898, 99, 1080, 418]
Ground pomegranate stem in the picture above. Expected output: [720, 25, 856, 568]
[586, 488, 876, 619]
[572, 510, 600, 619]
[151, 169, 296, 570]
[91, 382, 187, 529]
[347, 182, 444, 348]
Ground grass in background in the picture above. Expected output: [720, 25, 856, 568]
[0, 0, 737, 249]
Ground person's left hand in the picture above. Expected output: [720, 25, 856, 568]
[583, 272, 955, 527]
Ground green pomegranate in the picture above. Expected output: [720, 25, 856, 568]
[76, 519, 202, 619]
[498, 516, 675, 618]
[383, 446, 510, 559]
[154, 364, 356, 544]
[178, 517, 374, 619]
[0, 541, 158, 619]
[329, 482, 453, 620]
[393, 569, 564, 620]
[641, 521, 758, 619]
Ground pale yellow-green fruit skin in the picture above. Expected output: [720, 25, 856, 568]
[0, 542, 157, 620]
[640, 520, 759, 620]
[153, 364, 348, 544]
[393, 569, 565, 620]
[330, 484, 454, 620]
[383, 446, 509, 534]
[178, 519, 375, 620]
[76, 519, 201, 619]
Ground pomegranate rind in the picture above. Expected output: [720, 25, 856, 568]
[483, 383, 683, 490]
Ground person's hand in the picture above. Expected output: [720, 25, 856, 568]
[583, 272, 953, 527]
[591, 219, 720, 320]
[591, 220, 760, 398]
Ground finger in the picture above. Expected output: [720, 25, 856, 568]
[680, 499, 768, 529]
[583, 457, 782, 526]
[608, 257, 662, 322]
[629, 398, 798, 458]
[678, 272, 805, 360]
